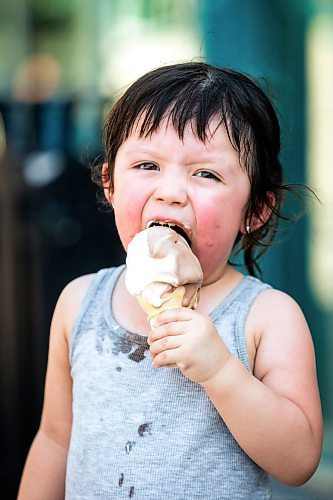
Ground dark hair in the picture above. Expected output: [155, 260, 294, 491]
[92, 61, 297, 276]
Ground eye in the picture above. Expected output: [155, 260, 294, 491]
[134, 162, 159, 171]
[194, 170, 221, 182]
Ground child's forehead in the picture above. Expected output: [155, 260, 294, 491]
[127, 115, 229, 147]
[117, 118, 239, 165]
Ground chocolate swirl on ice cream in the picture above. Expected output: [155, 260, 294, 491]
[125, 225, 203, 320]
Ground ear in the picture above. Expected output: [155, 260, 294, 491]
[102, 162, 113, 206]
[241, 192, 276, 234]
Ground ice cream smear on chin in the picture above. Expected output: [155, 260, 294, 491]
[125, 225, 203, 320]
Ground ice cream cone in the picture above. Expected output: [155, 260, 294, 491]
[137, 285, 198, 322]
[125, 226, 203, 323]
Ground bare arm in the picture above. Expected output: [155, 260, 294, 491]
[18, 275, 95, 500]
[17, 430, 69, 500]
[201, 290, 323, 486]
[148, 288, 322, 486]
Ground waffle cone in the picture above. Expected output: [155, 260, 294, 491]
[137, 285, 197, 321]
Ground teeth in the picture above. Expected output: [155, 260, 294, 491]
[146, 220, 192, 247]
[146, 220, 172, 229]
[146, 220, 190, 230]
[147, 221, 179, 231]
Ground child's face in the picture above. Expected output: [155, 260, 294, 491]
[109, 118, 251, 284]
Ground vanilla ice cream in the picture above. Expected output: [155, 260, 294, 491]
[125, 225, 203, 320]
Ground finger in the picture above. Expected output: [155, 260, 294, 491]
[182, 284, 199, 307]
[148, 322, 185, 344]
[150, 306, 196, 328]
[152, 348, 181, 368]
[149, 335, 182, 357]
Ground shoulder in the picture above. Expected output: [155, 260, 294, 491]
[52, 273, 97, 345]
[246, 286, 315, 379]
[61, 273, 97, 301]
[249, 286, 307, 336]
[247, 285, 310, 346]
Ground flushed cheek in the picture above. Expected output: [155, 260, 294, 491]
[193, 209, 242, 274]
[113, 188, 146, 249]
[194, 225, 230, 274]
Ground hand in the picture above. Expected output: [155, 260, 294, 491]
[147, 307, 232, 385]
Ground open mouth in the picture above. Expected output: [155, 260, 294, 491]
[147, 221, 192, 247]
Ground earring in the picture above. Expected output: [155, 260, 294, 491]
[245, 225, 251, 234]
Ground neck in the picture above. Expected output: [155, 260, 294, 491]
[197, 265, 244, 314]
[112, 264, 244, 333]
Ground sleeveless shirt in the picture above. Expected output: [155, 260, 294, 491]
[66, 266, 272, 499]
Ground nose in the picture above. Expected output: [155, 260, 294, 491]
[153, 171, 188, 206]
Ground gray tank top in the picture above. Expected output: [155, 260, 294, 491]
[66, 266, 272, 499]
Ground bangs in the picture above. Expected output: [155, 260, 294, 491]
[103, 63, 272, 182]
[113, 64, 246, 155]
[135, 79, 230, 144]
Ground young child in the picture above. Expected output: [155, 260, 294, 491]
[18, 62, 322, 499]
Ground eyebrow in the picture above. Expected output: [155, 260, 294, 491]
[123, 148, 219, 167]
[122, 146, 162, 159]
[121, 140, 239, 174]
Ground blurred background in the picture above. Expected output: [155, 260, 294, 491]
[0, 0, 332, 498]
